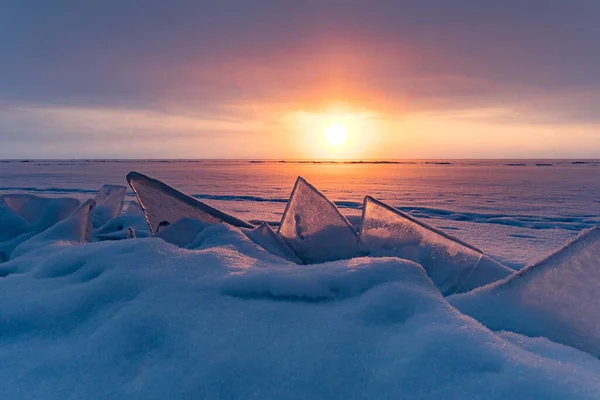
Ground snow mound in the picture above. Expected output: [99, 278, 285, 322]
[245, 222, 303, 264]
[222, 257, 431, 302]
[1, 226, 600, 399]
[11, 199, 96, 259]
[451, 227, 600, 357]
[278, 177, 358, 263]
[93, 184, 126, 228]
[127, 171, 253, 233]
[360, 196, 513, 295]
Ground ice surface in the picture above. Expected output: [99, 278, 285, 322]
[1, 224, 600, 399]
[451, 227, 600, 357]
[154, 218, 208, 248]
[93, 184, 126, 228]
[127, 171, 253, 233]
[245, 222, 303, 264]
[278, 177, 358, 264]
[11, 199, 96, 259]
[359, 196, 513, 295]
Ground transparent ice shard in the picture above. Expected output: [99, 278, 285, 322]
[278, 177, 358, 264]
[11, 199, 96, 258]
[246, 223, 303, 264]
[154, 218, 208, 248]
[1, 194, 80, 231]
[458, 254, 514, 293]
[359, 196, 512, 295]
[451, 227, 600, 357]
[93, 185, 127, 228]
[124, 201, 145, 216]
[126, 171, 253, 234]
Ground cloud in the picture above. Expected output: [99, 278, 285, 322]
[1, 0, 600, 157]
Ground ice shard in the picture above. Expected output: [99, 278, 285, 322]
[246, 223, 303, 264]
[124, 201, 144, 216]
[154, 218, 208, 248]
[278, 177, 358, 264]
[359, 196, 512, 295]
[451, 227, 600, 357]
[93, 185, 127, 228]
[126, 171, 253, 234]
[1, 194, 80, 232]
[11, 199, 96, 258]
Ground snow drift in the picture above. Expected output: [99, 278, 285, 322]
[451, 227, 600, 357]
[1, 224, 600, 399]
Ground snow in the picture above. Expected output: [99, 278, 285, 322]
[360, 196, 512, 295]
[450, 227, 600, 357]
[1, 223, 600, 398]
[278, 177, 358, 263]
[127, 171, 253, 233]
[93, 184, 126, 228]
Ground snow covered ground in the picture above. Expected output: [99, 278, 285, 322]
[1, 159, 600, 398]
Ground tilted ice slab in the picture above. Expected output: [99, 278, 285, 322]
[126, 171, 253, 234]
[450, 227, 600, 357]
[93, 185, 126, 228]
[359, 196, 513, 296]
[0, 194, 80, 241]
[246, 223, 303, 264]
[278, 177, 358, 264]
[11, 199, 96, 259]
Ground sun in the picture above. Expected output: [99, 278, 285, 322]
[324, 123, 348, 147]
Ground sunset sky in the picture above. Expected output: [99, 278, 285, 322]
[1, 0, 600, 159]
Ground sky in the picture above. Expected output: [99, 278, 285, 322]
[1, 0, 600, 159]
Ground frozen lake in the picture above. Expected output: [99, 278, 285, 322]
[2, 159, 599, 267]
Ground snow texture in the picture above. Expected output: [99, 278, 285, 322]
[360, 196, 512, 295]
[93, 184, 126, 228]
[127, 171, 253, 233]
[451, 227, 600, 357]
[1, 224, 600, 399]
[278, 177, 358, 264]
